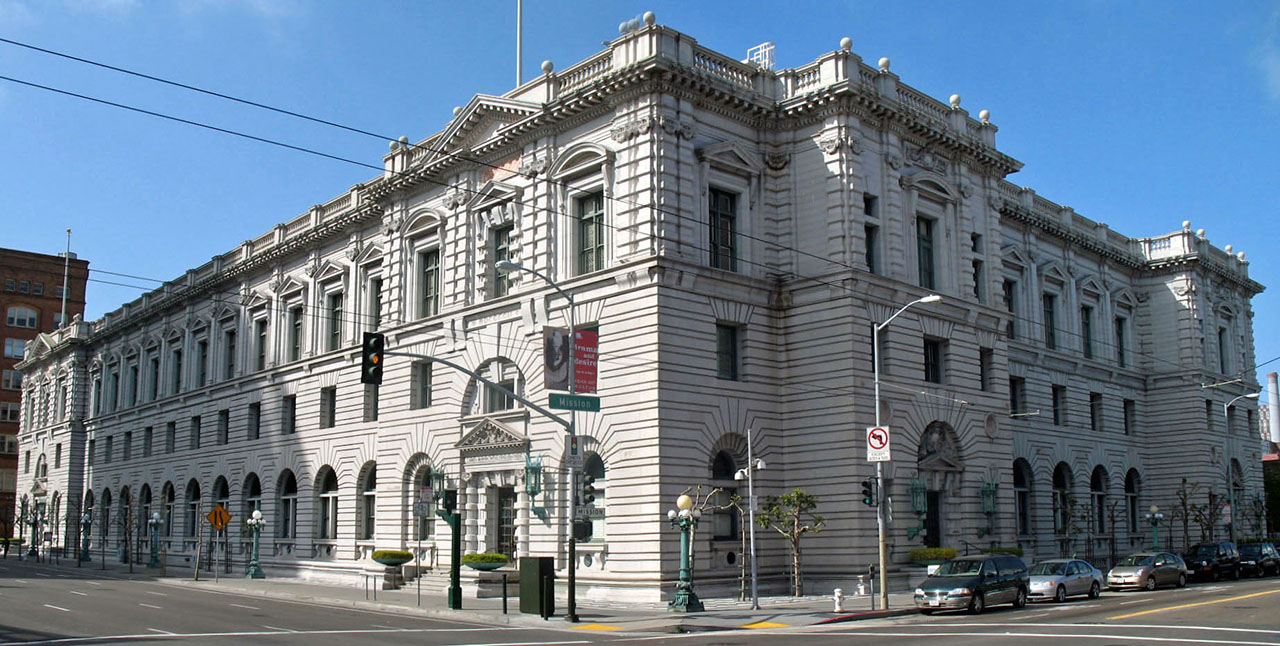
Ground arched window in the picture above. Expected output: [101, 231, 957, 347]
[100, 488, 112, 539]
[409, 462, 434, 541]
[161, 482, 175, 537]
[1230, 459, 1245, 517]
[83, 489, 95, 522]
[119, 486, 132, 540]
[359, 463, 376, 541]
[479, 360, 522, 414]
[709, 450, 739, 540]
[1052, 462, 1073, 535]
[6, 306, 37, 329]
[139, 484, 153, 533]
[35, 454, 47, 479]
[581, 452, 606, 542]
[184, 479, 201, 538]
[1090, 466, 1109, 534]
[316, 467, 339, 540]
[1013, 459, 1033, 536]
[213, 476, 230, 515]
[243, 473, 262, 519]
[277, 470, 297, 539]
[1125, 469, 1141, 536]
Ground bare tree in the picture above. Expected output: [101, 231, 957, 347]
[1171, 478, 1201, 554]
[678, 484, 725, 569]
[1191, 489, 1225, 543]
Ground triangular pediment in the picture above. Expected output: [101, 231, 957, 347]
[432, 95, 541, 160]
[696, 140, 762, 176]
[457, 418, 527, 453]
[1002, 244, 1031, 269]
[313, 260, 347, 284]
[467, 180, 525, 215]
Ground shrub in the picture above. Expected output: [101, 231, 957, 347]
[983, 546, 1024, 557]
[461, 552, 508, 564]
[370, 549, 413, 561]
[908, 547, 957, 562]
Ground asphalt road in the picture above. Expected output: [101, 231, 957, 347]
[0, 556, 1276, 645]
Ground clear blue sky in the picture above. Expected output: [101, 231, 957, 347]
[2, 1, 1278, 392]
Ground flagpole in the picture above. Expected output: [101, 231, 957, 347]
[60, 229, 71, 329]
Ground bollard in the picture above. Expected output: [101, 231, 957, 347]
[833, 588, 845, 613]
[502, 573, 509, 615]
[856, 575, 867, 596]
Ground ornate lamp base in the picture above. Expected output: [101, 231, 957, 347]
[668, 588, 704, 613]
[246, 562, 265, 579]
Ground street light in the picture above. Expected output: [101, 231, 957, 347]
[245, 509, 266, 579]
[871, 293, 942, 610]
[80, 512, 92, 562]
[147, 512, 164, 568]
[734, 428, 766, 610]
[667, 494, 704, 612]
[1144, 505, 1164, 550]
[496, 259, 581, 623]
[431, 470, 462, 609]
[1222, 392, 1258, 544]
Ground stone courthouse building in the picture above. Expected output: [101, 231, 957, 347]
[15, 15, 1264, 600]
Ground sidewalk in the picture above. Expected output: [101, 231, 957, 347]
[16, 555, 919, 633]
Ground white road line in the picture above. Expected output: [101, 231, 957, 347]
[227, 603, 259, 610]
[1120, 598, 1153, 605]
[262, 625, 297, 633]
[370, 624, 398, 629]
[144, 591, 167, 596]
[14, 579, 27, 584]
[84, 581, 101, 586]
[0, 628, 582, 645]
[34, 573, 51, 577]
[145, 629, 175, 635]
[138, 603, 162, 610]
[68, 591, 87, 596]
[42, 604, 70, 612]
[808, 630, 1280, 645]
[916, 623, 1280, 635]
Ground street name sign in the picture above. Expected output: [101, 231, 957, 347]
[866, 426, 891, 462]
[549, 393, 601, 412]
[576, 506, 605, 519]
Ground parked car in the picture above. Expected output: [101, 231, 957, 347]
[914, 554, 1029, 614]
[1239, 542, 1280, 578]
[1183, 541, 1241, 581]
[1028, 558, 1104, 602]
[1107, 551, 1188, 590]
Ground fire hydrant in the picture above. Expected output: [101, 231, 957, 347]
[833, 588, 845, 613]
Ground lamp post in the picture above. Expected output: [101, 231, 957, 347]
[733, 428, 765, 610]
[245, 509, 266, 579]
[147, 512, 164, 568]
[80, 512, 92, 562]
[1144, 505, 1164, 550]
[667, 494, 704, 612]
[432, 470, 462, 610]
[871, 293, 942, 610]
[1222, 393, 1257, 545]
[496, 259, 581, 622]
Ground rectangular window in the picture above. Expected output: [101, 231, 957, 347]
[1114, 317, 1127, 368]
[484, 378, 515, 414]
[31, 282, 42, 296]
[865, 224, 880, 275]
[411, 361, 432, 409]
[369, 277, 383, 330]
[1, 370, 21, 390]
[1081, 306, 1094, 359]
[1042, 293, 1057, 349]
[1052, 386, 1066, 426]
[3, 338, 26, 358]
[189, 415, 201, 450]
[248, 402, 261, 441]
[716, 323, 740, 381]
[327, 292, 344, 351]
[58, 379, 68, 419]
[1090, 392, 1103, 431]
[577, 192, 605, 275]
[149, 356, 159, 400]
[364, 384, 379, 422]
[91, 377, 101, 416]
[491, 225, 513, 298]
[1002, 280, 1017, 339]
[123, 431, 132, 461]
[320, 387, 337, 429]
[104, 435, 113, 464]
[1218, 326, 1229, 374]
[1123, 399, 1135, 436]
[1009, 377, 1026, 414]
[916, 217, 935, 289]
[2, 280, 10, 292]
[55, 443, 61, 468]
[979, 348, 993, 392]
[223, 329, 237, 379]
[863, 193, 878, 219]
[169, 347, 183, 395]
[0, 402, 18, 422]
[288, 306, 303, 361]
[128, 364, 139, 405]
[195, 340, 208, 388]
[971, 234, 984, 303]
[922, 338, 943, 384]
[143, 426, 153, 457]
[217, 409, 229, 445]
[17, 281, 27, 293]
[282, 395, 296, 435]
[165, 421, 176, 454]
[86, 441, 94, 467]
[708, 188, 737, 271]
[1226, 405, 1236, 435]
[1206, 399, 1215, 432]
[254, 319, 268, 371]
[419, 249, 440, 318]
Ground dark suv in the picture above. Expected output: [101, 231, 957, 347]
[1184, 541, 1240, 581]
[1239, 542, 1280, 577]
[914, 555, 1029, 614]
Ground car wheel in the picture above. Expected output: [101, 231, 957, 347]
[1213, 567, 1221, 582]
[1177, 573, 1186, 588]
[1089, 582, 1101, 599]
[1145, 576, 1157, 591]
[1232, 567, 1240, 581]
[1014, 587, 1028, 608]
[969, 592, 985, 614]
[1054, 585, 1067, 603]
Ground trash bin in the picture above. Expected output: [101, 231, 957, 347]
[519, 556, 555, 616]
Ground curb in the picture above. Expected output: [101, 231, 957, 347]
[813, 608, 918, 624]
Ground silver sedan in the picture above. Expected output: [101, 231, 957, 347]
[1028, 558, 1104, 602]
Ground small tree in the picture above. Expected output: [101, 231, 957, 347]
[678, 484, 725, 568]
[757, 488, 825, 596]
[1191, 489, 1224, 542]
[1172, 478, 1201, 554]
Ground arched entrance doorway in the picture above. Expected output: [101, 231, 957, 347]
[916, 421, 963, 549]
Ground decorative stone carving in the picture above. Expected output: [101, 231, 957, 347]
[657, 115, 695, 139]
[381, 210, 403, 236]
[519, 154, 548, 177]
[344, 236, 364, 261]
[764, 151, 790, 170]
[987, 195, 1003, 211]
[907, 144, 948, 173]
[917, 422, 963, 472]
[817, 133, 841, 155]
[959, 181, 973, 198]
[303, 254, 322, 277]
[610, 116, 654, 142]
[441, 190, 467, 211]
[268, 276, 286, 294]
[885, 152, 903, 170]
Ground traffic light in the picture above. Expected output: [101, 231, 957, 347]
[580, 474, 597, 505]
[861, 477, 877, 507]
[360, 332, 385, 385]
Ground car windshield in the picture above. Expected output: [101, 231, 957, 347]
[1118, 554, 1154, 566]
[1029, 562, 1067, 575]
[1240, 545, 1261, 556]
[1192, 545, 1217, 557]
[934, 559, 983, 576]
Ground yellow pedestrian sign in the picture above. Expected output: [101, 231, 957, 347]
[206, 505, 231, 531]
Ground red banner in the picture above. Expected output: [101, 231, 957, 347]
[573, 329, 598, 394]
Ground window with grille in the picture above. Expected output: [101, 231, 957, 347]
[577, 192, 605, 275]
[708, 189, 737, 271]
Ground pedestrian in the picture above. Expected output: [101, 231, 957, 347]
[3, 538, 9, 560]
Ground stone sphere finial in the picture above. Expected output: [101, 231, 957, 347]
[1225, 244, 1233, 253]
[643, 11, 655, 25]
[1196, 228, 1206, 238]
[541, 60, 554, 74]
[840, 37, 852, 52]
[1182, 220, 1191, 230]
[398, 135, 409, 145]
[878, 57, 890, 72]
[389, 140, 398, 151]
[949, 94, 961, 109]
[979, 109, 990, 124]
[452, 106, 462, 117]
[1238, 251, 1246, 261]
